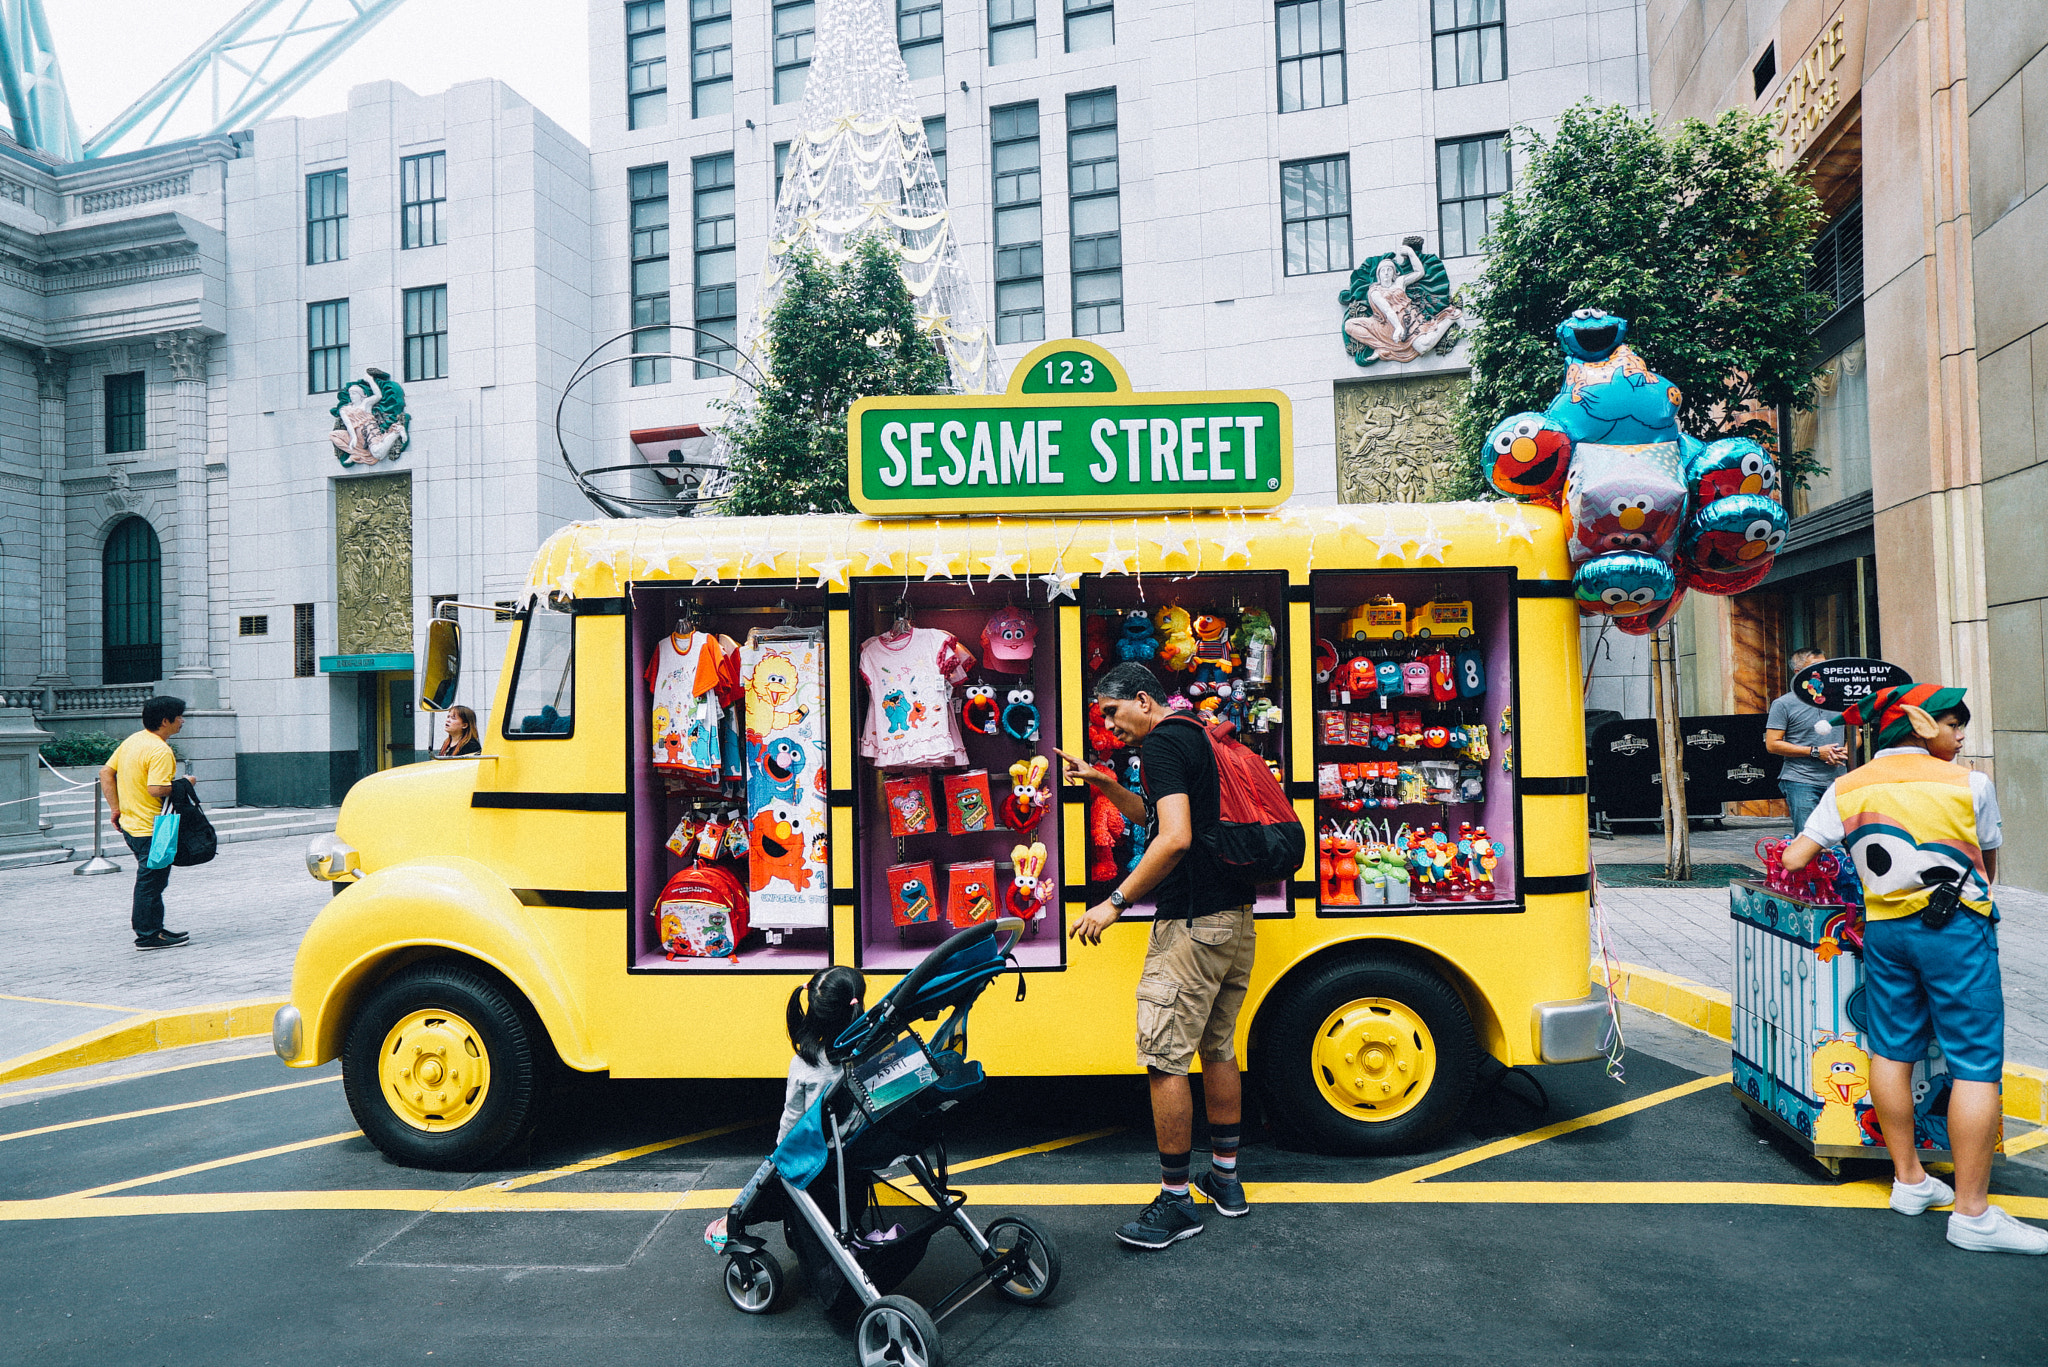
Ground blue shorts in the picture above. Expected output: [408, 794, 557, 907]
[1861, 909, 2004, 1083]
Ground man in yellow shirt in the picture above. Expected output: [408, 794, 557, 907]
[99, 695, 189, 950]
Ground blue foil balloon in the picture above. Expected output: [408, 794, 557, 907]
[1677, 493, 1787, 594]
[1572, 550, 1676, 621]
[1685, 436, 1779, 506]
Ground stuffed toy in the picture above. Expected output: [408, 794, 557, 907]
[1008, 842, 1052, 919]
[1084, 614, 1117, 673]
[1155, 605, 1198, 672]
[1189, 614, 1236, 682]
[1086, 708, 1124, 760]
[1004, 755, 1052, 830]
[1088, 795, 1125, 882]
[1233, 609, 1277, 683]
[1117, 609, 1159, 662]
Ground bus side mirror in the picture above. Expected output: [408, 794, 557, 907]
[421, 618, 461, 711]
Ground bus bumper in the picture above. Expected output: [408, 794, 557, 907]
[1533, 985, 1611, 1064]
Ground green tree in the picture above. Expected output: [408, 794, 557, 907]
[1452, 102, 1834, 492]
[719, 233, 952, 515]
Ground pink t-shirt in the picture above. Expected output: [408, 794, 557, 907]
[859, 627, 975, 769]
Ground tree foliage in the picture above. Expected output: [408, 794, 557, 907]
[718, 234, 953, 516]
[1453, 102, 1834, 491]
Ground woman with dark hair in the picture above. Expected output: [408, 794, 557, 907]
[436, 705, 481, 757]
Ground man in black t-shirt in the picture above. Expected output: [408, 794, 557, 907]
[1059, 662, 1258, 1250]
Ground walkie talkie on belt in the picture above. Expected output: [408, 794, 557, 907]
[1918, 866, 1965, 930]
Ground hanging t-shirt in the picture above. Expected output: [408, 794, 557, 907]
[646, 631, 726, 778]
[859, 627, 976, 769]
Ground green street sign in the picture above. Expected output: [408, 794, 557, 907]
[847, 340, 1292, 515]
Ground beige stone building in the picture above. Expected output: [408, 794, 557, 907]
[1648, 0, 2048, 890]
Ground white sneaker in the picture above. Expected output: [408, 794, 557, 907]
[1890, 1174, 1954, 1215]
[1946, 1205, 2048, 1254]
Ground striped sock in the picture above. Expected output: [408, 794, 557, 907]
[1209, 1125, 1240, 1174]
[1159, 1149, 1191, 1196]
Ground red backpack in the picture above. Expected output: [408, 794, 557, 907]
[1149, 714, 1305, 884]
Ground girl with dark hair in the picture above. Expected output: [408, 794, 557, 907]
[778, 965, 866, 1141]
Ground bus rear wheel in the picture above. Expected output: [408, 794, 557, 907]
[1256, 956, 1478, 1155]
[342, 961, 546, 1169]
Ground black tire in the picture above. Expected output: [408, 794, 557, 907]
[983, 1215, 1060, 1305]
[1254, 954, 1479, 1155]
[855, 1294, 942, 1367]
[341, 960, 548, 1170]
[724, 1250, 785, 1314]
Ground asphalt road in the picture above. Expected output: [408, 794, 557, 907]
[4, 1019, 2047, 1367]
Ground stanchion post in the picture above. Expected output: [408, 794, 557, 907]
[73, 777, 120, 876]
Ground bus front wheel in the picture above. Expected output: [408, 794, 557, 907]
[1256, 956, 1479, 1155]
[342, 961, 547, 1169]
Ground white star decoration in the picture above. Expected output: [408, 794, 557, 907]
[809, 557, 852, 589]
[1412, 518, 1452, 563]
[1496, 505, 1539, 546]
[691, 554, 724, 584]
[638, 546, 686, 578]
[979, 545, 1021, 580]
[918, 546, 958, 580]
[1039, 564, 1082, 602]
[741, 538, 783, 574]
[580, 541, 621, 576]
[1092, 534, 1132, 576]
[1148, 523, 1192, 563]
[1369, 515, 1412, 562]
[861, 536, 901, 573]
[1211, 529, 1254, 565]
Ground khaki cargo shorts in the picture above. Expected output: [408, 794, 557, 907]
[1135, 905, 1256, 1076]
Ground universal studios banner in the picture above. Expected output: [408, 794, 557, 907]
[846, 340, 1293, 515]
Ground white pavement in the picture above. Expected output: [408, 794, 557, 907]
[16, 766, 340, 870]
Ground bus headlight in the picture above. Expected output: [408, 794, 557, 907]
[306, 833, 360, 882]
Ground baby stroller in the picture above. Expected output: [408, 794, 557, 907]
[717, 916, 1060, 1366]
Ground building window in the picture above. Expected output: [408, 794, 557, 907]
[898, 0, 943, 80]
[306, 169, 347, 264]
[1789, 336, 1870, 516]
[1276, 1, 1345, 112]
[1065, 0, 1113, 52]
[239, 615, 269, 637]
[1436, 133, 1509, 258]
[1068, 89, 1122, 337]
[1432, 0, 1505, 89]
[307, 299, 349, 394]
[104, 371, 146, 455]
[774, 141, 790, 201]
[403, 285, 449, 382]
[1809, 198, 1863, 320]
[989, 0, 1035, 65]
[294, 603, 316, 677]
[691, 0, 732, 117]
[923, 115, 947, 189]
[694, 153, 737, 378]
[774, 1, 814, 104]
[991, 102, 1043, 345]
[400, 152, 446, 249]
[630, 164, 671, 386]
[628, 1, 668, 128]
[1281, 156, 1351, 276]
[102, 516, 161, 685]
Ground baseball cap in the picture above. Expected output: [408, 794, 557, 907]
[982, 606, 1038, 674]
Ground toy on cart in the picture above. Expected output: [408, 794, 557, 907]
[711, 919, 1058, 1365]
[1410, 599, 1475, 638]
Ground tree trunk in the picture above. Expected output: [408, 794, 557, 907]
[1650, 623, 1691, 881]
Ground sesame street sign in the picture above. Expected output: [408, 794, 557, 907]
[847, 339, 1293, 515]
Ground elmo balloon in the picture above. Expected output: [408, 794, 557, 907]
[1484, 411, 1571, 507]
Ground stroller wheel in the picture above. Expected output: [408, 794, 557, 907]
[854, 1294, 942, 1367]
[983, 1215, 1061, 1305]
[723, 1251, 784, 1314]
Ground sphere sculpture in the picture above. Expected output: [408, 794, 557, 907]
[1483, 309, 1784, 636]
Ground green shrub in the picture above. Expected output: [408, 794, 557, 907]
[40, 732, 122, 767]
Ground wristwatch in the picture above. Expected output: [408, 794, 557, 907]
[1108, 890, 1129, 911]
[1809, 744, 1820, 759]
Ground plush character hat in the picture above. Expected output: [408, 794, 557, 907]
[1842, 682, 1967, 751]
[981, 606, 1038, 673]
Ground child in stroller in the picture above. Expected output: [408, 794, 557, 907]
[712, 917, 1060, 1367]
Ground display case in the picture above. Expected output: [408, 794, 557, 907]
[850, 579, 1066, 971]
[1307, 569, 1519, 911]
[627, 580, 834, 973]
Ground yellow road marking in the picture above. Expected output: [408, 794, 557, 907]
[0, 992, 149, 1014]
[1392, 1073, 1730, 1184]
[0, 1077, 340, 1144]
[63, 1129, 363, 1199]
[947, 1126, 1124, 1176]
[491, 1118, 768, 1191]
[2004, 1128, 2048, 1158]
[0, 1050, 279, 1102]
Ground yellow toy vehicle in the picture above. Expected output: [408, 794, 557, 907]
[1412, 599, 1475, 637]
[1345, 595, 1411, 641]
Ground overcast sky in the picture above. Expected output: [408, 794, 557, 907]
[46, 0, 592, 152]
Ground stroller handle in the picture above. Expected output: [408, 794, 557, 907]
[850, 917, 1026, 1047]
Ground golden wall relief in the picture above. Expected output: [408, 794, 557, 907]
[335, 473, 413, 655]
[1333, 373, 1467, 504]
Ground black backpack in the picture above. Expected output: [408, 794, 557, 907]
[167, 778, 218, 867]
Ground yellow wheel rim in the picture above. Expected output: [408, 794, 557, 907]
[1311, 997, 1436, 1122]
[378, 1009, 491, 1133]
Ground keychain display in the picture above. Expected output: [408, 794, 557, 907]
[942, 770, 995, 834]
[886, 861, 940, 927]
[884, 775, 938, 837]
[946, 861, 999, 928]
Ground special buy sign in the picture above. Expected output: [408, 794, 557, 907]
[847, 340, 1292, 515]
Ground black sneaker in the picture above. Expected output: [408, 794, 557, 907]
[135, 930, 190, 951]
[1115, 1190, 1203, 1250]
[1192, 1169, 1249, 1217]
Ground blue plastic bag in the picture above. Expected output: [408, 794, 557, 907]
[145, 812, 180, 870]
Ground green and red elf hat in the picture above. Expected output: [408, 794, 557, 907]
[1842, 682, 1967, 751]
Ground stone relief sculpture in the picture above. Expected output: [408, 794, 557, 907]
[330, 366, 411, 467]
[1340, 236, 1465, 367]
[335, 473, 413, 655]
[1333, 374, 1467, 504]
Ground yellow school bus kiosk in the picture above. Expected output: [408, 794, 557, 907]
[279, 345, 1604, 1169]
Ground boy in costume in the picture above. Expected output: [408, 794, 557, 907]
[1782, 683, 2045, 1254]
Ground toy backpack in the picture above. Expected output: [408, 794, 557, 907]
[1148, 713, 1306, 892]
[654, 862, 750, 959]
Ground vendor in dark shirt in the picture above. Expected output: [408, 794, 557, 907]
[1058, 661, 1258, 1252]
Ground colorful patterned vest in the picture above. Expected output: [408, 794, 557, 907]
[1832, 752, 1992, 922]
